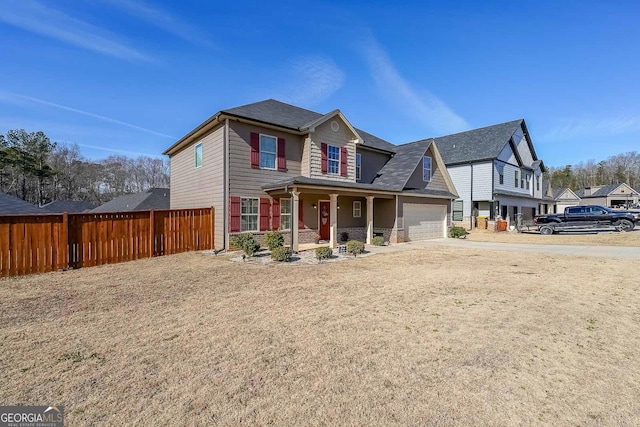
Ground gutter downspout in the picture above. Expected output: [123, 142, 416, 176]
[224, 118, 230, 250]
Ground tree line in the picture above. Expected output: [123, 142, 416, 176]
[0, 129, 169, 206]
[545, 151, 640, 191]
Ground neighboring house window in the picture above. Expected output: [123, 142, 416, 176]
[521, 172, 525, 188]
[496, 163, 504, 185]
[353, 201, 362, 218]
[241, 198, 259, 232]
[356, 153, 362, 181]
[423, 156, 432, 182]
[452, 200, 463, 221]
[536, 176, 540, 191]
[328, 145, 340, 174]
[259, 134, 277, 169]
[514, 171, 519, 188]
[526, 174, 530, 190]
[280, 199, 291, 230]
[195, 143, 203, 168]
[499, 173, 504, 185]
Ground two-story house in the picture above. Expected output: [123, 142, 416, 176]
[435, 119, 546, 226]
[163, 99, 459, 250]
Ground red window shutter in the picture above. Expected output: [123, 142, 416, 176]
[229, 196, 241, 232]
[259, 197, 270, 231]
[277, 137, 286, 171]
[340, 146, 348, 177]
[250, 132, 260, 169]
[321, 143, 328, 174]
[272, 198, 280, 230]
[298, 199, 304, 229]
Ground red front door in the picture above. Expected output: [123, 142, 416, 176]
[319, 201, 330, 240]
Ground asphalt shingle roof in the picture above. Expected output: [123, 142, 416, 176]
[575, 183, 638, 198]
[435, 119, 524, 165]
[41, 200, 96, 213]
[0, 193, 42, 214]
[551, 188, 580, 200]
[91, 188, 170, 213]
[222, 99, 397, 153]
[372, 139, 433, 191]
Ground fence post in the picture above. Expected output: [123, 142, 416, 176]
[61, 212, 69, 270]
[149, 209, 155, 258]
[211, 206, 215, 250]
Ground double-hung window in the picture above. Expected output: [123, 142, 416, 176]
[536, 176, 540, 191]
[195, 143, 203, 168]
[280, 199, 291, 230]
[353, 201, 362, 218]
[423, 156, 432, 182]
[526, 174, 530, 190]
[514, 171, 519, 188]
[259, 135, 277, 169]
[356, 153, 362, 181]
[328, 145, 340, 174]
[241, 198, 259, 232]
[521, 173, 525, 188]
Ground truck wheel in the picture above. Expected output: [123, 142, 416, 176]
[615, 219, 634, 232]
[540, 226, 553, 235]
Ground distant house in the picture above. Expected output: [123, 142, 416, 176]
[575, 183, 640, 208]
[41, 200, 96, 213]
[91, 188, 170, 213]
[550, 188, 581, 213]
[0, 193, 42, 215]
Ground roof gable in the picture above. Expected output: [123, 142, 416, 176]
[436, 119, 525, 165]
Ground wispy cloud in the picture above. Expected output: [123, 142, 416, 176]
[0, 0, 152, 62]
[278, 55, 345, 106]
[543, 116, 640, 141]
[59, 140, 162, 158]
[101, 0, 214, 47]
[359, 33, 468, 135]
[0, 91, 175, 139]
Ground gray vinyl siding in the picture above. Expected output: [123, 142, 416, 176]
[309, 117, 357, 182]
[472, 161, 493, 200]
[357, 147, 391, 184]
[301, 135, 311, 176]
[228, 121, 303, 198]
[513, 129, 535, 166]
[169, 124, 225, 249]
[446, 165, 471, 217]
[404, 145, 449, 192]
[494, 162, 532, 197]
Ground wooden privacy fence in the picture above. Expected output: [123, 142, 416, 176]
[0, 207, 214, 277]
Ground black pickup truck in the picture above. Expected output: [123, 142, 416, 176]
[534, 205, 638, 234]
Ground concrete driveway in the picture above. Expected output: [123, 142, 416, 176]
[422, 238, 640, 259]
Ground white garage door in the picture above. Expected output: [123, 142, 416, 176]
[404, 203, 447, 241]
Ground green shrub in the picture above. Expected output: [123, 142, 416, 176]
[371, 236, 385, 246]
[449, 226, 467, 238]
[270, 246, 292, 262]
[264, 230, 284, 250]
[315, 247, 333, 262]
[346, 240, 365, 257]
[230, 233, 260, 257]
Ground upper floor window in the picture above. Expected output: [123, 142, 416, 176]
[356, 153, 362, 181]
[521, 173, 525, 188]
[423, 156, 432, 182]
[328, 145, 340, 175]
[526, 174, 530, 190]
[514, 171, 519, 188]
[259, 134, 277, 169]
[195, 143, 203, 168]
[496, 163, 504, 185]
[536, 176, 540, 191]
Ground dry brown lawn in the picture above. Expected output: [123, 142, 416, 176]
[1, 247, 639, 426]
[468, 228, 640, 246]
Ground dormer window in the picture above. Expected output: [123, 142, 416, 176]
[423, 156, 432, 182]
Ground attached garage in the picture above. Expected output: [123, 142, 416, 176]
[403, 203, 447, 241]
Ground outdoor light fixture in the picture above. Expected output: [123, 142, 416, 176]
[313, 204, 317, 209]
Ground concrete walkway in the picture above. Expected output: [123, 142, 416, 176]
[365, 238, 640, 259]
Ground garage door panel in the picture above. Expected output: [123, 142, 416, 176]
[404, 203, 446, 241]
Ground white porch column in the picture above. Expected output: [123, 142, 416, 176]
[366, 196, 374, 244]
[329, 193, 338, 248]
[291, 190, 300, 251]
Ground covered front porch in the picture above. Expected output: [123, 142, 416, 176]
[264, 185, 397, 251]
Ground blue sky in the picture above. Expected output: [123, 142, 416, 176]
[1, 0, 639, 166]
